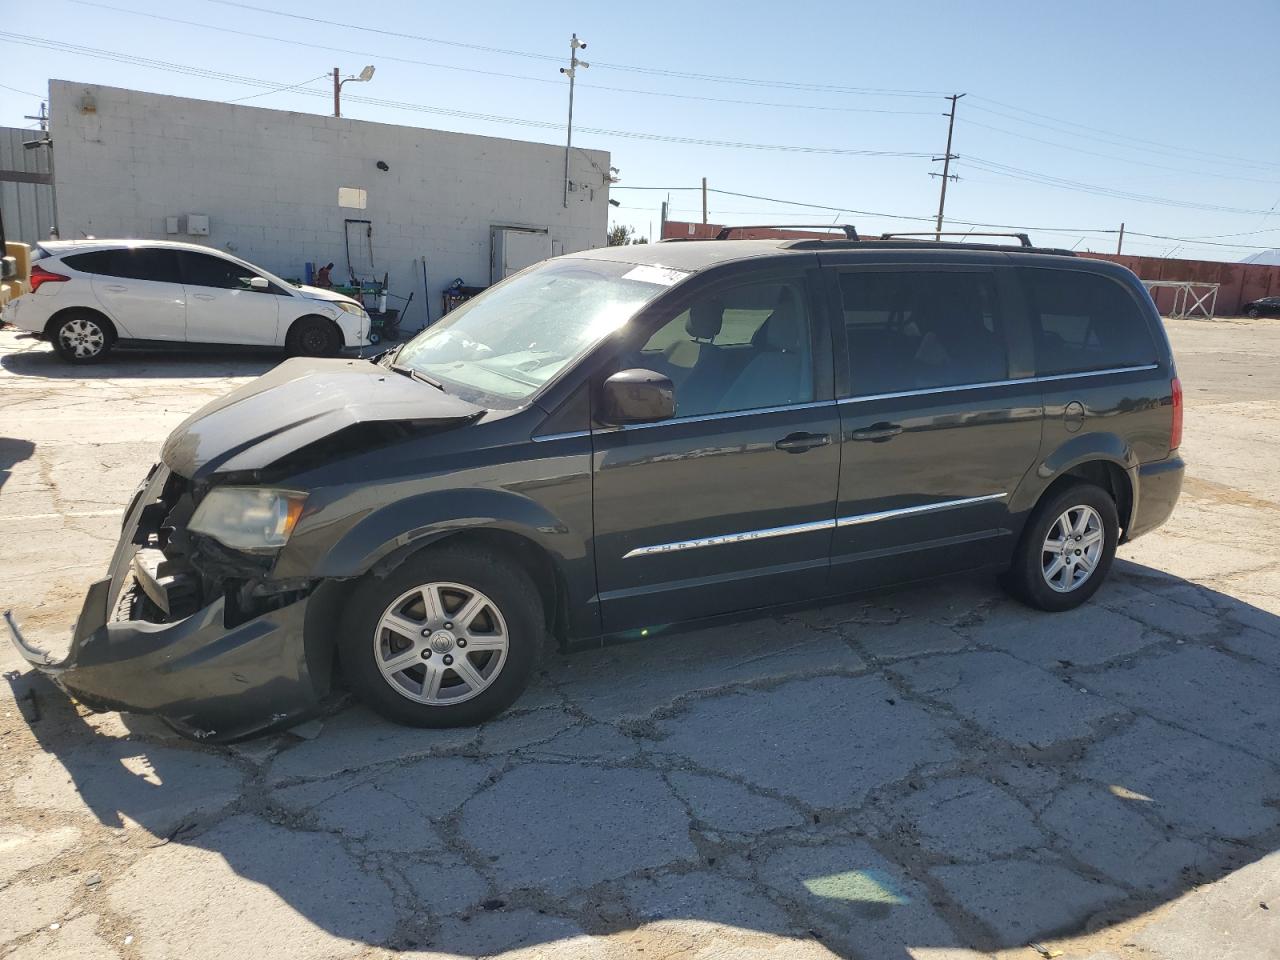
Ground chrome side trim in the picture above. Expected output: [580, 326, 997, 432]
[836, 493, 1007, 527]
[622, 518, 835, 559]
[611, 399, 837, 433]
[837, 364, 1160, 405]
[531, 430, 591, 443]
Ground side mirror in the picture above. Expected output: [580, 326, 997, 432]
[600, 368, 675, 425]
[247, 276, 269, 291]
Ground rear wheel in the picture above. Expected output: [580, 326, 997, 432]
[338, 545, 544, 727]
[287, 317, 340, 357]
[51, 311, 113, 363]
[1002, 482, 1118, 612]
[1247, 307, 1260, 319]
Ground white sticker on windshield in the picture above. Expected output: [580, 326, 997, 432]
[622, 264, 690, 287]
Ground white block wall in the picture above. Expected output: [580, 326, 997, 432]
[48, 81, 611, 327]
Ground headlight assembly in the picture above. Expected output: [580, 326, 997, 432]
[189, 487, 308, 553]
[336, 301, 367, 318]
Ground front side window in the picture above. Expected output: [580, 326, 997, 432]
[393, 258, 678, 408]
[1021, 269, 1158, 376]
[178, 251, 262, 290]
[837, 270, 1007, 396]
[626, 277, 814, 418]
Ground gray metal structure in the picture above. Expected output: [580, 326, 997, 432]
[0, 126, 55, 244]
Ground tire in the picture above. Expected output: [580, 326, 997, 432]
[1247, 308, 1260, 319]
[1002, 482, 1119, 613]
[338, 545, 544, 727]
[287, 317, 340, 357]
[51, 311, 113, 363]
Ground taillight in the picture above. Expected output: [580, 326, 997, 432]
[30, 265, 70, 293]
[1170, 376, 1183, 451]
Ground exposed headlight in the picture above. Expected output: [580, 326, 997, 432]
[189, 487, 308, 553]
[336, 301, 367, 318]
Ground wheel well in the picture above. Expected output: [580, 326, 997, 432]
[1045, 460, 1133, 535]
[287, 314, 345, 348]
[45, 306, 118, 342]
[377, 528, 566, 646]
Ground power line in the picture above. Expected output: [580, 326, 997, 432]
[197, 0, 947, 98]
[961, 156, 1280, 217]
[967, 97, 1280, 174]
[962, 117, 1280, 186]
[0, 34, 933, 159]
[228, 72, 328, 103]
[0, 80, 44, 98]
[69, 1, 940, 118]
[613, 184, 1280, 250]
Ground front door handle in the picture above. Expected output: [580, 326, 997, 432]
[775, 431, 831, 453]
[192, 293, 216, 301]
[850, 422, 903, 442]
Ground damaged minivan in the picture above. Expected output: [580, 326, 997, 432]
[6, 233, 1185, 741]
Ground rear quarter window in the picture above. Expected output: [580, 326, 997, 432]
[61, 250, 120, 275]
[1021, 268, 1158, 376]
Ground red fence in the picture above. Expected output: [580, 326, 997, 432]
[659, 220, 1280, 315]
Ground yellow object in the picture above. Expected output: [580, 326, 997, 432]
[1, 241, 32, 306]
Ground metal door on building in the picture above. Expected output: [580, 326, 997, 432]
[490, 226, 551, 283]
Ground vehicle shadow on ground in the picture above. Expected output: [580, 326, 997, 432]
[0, 437, 34, 492]
[9, 561, 1280, 959]
[0, 340, 280, 380]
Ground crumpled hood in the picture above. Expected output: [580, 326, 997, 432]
[296, 284, 359, 305]
[161, 358, 483, 480]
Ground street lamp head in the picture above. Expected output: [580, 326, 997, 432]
[357, 65, 375, 82]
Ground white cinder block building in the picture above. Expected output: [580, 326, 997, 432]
[48, 81, 612, 327]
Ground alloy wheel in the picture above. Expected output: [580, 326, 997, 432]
[373, 581, 509, 705]
[1041, 505, 1105, 593]
[59, 318, 106, 359]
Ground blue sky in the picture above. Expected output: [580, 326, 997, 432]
[3, 0, 1278, 260]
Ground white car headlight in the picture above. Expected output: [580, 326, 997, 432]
[336, 301, 367, 318]
[189, 487, 308, 553]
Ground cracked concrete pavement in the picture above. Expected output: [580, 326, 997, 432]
[1, 318, 1279, 959]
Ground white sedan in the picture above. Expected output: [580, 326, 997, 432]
[0, 239, 370, 362]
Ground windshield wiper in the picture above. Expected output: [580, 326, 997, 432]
[390, 363, 446, 392]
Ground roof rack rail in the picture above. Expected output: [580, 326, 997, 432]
[715, 224, 859, 241]
[879, 231, 1033, 248]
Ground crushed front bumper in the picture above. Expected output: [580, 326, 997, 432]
[4, 464, 330, 742]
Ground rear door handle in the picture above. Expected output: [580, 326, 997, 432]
[193, 294, 216, 301]
[104, 284, 128, 292]
[775, 431, 831, 453]
[850, 422, 903, 442]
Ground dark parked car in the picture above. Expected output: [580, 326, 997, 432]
[6, 233, 1185, 741]
[1241, 296, 1280, 319]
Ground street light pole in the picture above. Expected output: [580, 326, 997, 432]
[333, 65, 376, 118]
[560, 34, 588, 208]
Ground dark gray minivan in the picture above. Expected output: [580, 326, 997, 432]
[6, 233, 1185, 741]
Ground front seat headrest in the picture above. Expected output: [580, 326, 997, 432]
[686, 299, 724, 341]
[764, 288, 803, 351]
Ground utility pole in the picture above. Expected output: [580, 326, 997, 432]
[931, 93, 965, 239]
[23, 104, 57, 238]
[702, 177, 708, 224]
[1116, 222, 1126, 255]
[560, 33, 588, 208]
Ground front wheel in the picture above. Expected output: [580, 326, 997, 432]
[338, 545, 544, 727]
[287, 317, 340, 357]
[1002, 482, 1119, 612]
